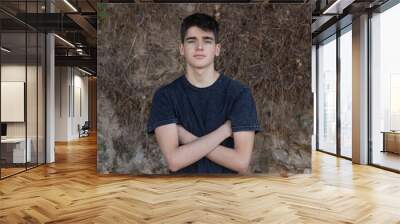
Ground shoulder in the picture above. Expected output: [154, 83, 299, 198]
[223, 74, 251, 97]
[154, 75, 184, 97]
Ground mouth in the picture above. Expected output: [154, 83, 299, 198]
[194, 55, 206, 59]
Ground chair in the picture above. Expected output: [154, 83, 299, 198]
[78, 121, 90, 138]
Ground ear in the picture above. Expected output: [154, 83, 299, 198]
[179, 43, 184, 56]
[215, 43, 221, 57]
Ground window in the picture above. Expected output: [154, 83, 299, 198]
[370, 2, 400, 171]
[317, 35, 337, 154]
[339, 26, 352, 158]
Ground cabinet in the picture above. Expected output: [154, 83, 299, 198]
[1, 138, 32, 164]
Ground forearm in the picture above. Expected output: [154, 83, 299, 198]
[171, 125, 229, 172]
[178, 127, 250, 174]
[206, 145, 250, 174]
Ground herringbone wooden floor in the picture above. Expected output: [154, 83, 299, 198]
[1, 134, 400, 224]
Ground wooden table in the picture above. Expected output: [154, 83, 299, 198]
[381, 131, 400, 154]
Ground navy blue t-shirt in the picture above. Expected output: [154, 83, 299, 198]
[147, 73, 262, 174]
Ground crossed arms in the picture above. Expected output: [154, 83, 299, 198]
[154, 121, 255, 174]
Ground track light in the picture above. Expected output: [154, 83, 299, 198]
[1, 47, 11, 53]
[322, 0, 355, 15]
[63, 0, 78, 12]
[54, 34, 75, 48]
[78, 67, 93, 76]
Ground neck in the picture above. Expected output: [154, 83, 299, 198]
[185, 65, 220, 88]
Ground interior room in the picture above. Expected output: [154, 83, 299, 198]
[0, 23, 46, 178]
[0, 0, 399, 223]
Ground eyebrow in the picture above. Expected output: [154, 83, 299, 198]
[185, 36, 215, 41]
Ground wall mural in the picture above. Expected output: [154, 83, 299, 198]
[97, 3, 312, 175]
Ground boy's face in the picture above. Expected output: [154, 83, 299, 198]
[180, 26, 221, 70]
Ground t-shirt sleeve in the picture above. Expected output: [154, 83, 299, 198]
[229, 87, 262, 133]
[147, 87, 178, 134]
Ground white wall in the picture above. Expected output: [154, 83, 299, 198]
[55, 67, 69, 141]
[1, 65, 40, 137]
[1, 63, 46, 164]
[55, 67, 89, 141]
[1, 65, 26, 139]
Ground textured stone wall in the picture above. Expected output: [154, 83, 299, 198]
[97, 3, 312, 175]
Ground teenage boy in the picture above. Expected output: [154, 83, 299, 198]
[147, 13, 261, 174]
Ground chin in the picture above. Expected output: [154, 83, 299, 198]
[189, 61, 213, 69]
[191, 65, 211, 70]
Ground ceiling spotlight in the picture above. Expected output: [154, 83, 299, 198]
[1, 47, 11, 53]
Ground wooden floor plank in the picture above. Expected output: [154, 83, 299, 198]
[0, 134, 399, 223]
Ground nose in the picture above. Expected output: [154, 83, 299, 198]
[196, 42, 203, 50]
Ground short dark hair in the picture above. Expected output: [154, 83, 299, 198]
[180, 13, 219, 43]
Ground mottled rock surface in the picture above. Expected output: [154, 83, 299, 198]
[97, 3, 312, 175]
